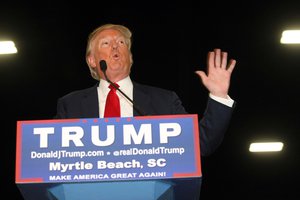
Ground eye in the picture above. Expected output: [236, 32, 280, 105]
[100, 40, 110, 47]
[118, 39, 126, 45]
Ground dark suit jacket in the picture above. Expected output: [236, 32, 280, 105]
[55, 81, 234, 156]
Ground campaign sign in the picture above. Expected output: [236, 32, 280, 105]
[15, 114, 201, 184]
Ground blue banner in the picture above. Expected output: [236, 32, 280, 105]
[16, 114, 201, 183]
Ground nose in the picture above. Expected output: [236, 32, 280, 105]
[112, 41, 118, 50]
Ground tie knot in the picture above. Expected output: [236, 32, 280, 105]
[109, 83, 119, 90]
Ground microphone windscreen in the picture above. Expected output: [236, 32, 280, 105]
[99, 60, 107, 72]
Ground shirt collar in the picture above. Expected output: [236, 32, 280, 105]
[99, 76, 133, 94]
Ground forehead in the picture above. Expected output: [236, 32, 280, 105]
[97, 29, 124, 39]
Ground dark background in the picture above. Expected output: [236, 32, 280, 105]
[1, 1, 299, 199]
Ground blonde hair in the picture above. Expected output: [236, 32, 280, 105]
[85, 24, 133, 80]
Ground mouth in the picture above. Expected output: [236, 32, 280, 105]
[112, 52, 120, 60]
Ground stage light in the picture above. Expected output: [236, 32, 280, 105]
[0, 41, 18, 54]
[280, 30, 300, 44]
[249, 142, 284, 152]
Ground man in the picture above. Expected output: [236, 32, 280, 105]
[54, 23, 237, 198]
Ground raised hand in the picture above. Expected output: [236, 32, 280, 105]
[195, 48, 236, 98]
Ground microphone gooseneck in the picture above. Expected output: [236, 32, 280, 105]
[99, 60, 145, 116]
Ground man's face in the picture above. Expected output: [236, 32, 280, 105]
[89, 29, 132, 82]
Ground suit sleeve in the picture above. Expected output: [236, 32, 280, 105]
[199, 97, 235, 156]
[148, 88, 234, 156]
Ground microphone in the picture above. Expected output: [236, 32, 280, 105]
[99, 60, 145, 116]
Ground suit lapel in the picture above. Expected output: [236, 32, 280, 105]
[81, 84, 99, 118]
[133, 82, 153, 116]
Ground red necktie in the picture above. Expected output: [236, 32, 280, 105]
[104, 83, 120, 118]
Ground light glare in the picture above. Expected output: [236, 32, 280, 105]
[0, 41, 18, 54]
[280, 30, 300, 44]
[249, 142, 284, 152]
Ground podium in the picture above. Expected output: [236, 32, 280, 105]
[16, 115, 202, 200]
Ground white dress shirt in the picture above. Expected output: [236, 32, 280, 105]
[98, 76, 134, 118]
[98, 76, 234, 118]
[209, 93, 235, 107]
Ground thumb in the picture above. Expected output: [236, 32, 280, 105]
[195, 70, 207, 84]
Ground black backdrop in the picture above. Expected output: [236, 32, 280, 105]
[1, 1, 300, 199]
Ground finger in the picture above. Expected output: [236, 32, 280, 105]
[227, 59, 236, 73]
[221, 52, 228, 69]
[207, 51, 215, 74]
[195, 70, 206, 78]
[195, 70, 207, 84]
[214, 49, 221, 67]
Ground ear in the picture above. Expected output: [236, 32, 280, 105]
[87, 55, 97, 68]
[129, 52, 133, 65]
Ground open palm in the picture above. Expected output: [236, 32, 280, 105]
[195, 49, 236, 98]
